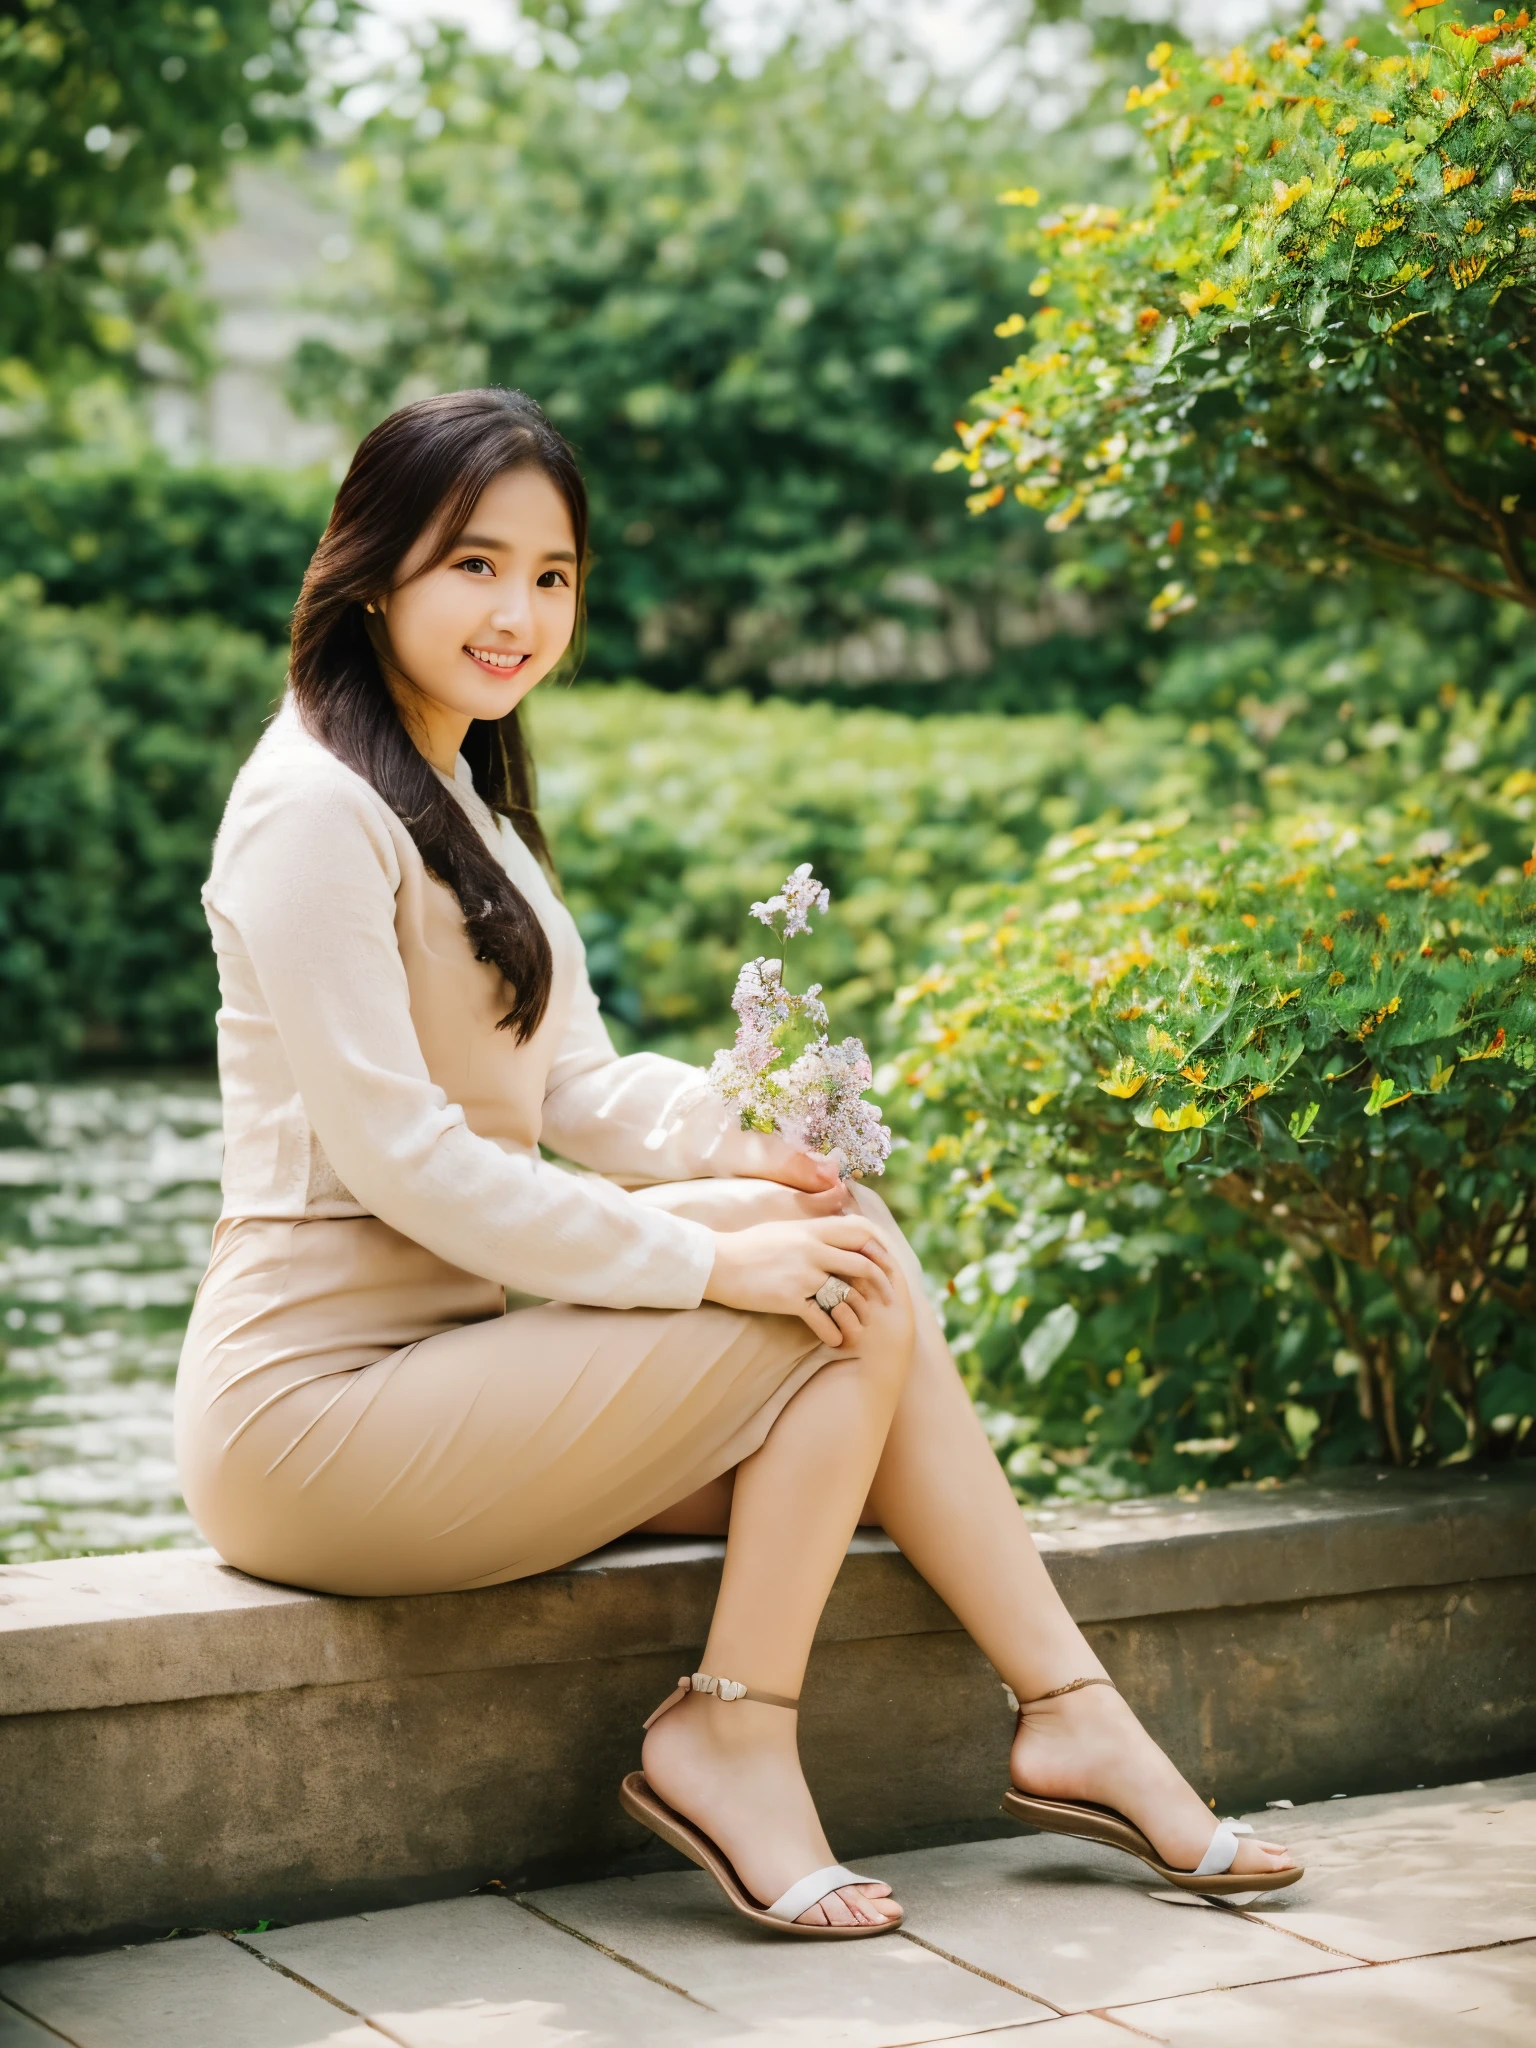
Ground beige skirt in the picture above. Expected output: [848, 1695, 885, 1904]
[174, 1176, 849, 1596]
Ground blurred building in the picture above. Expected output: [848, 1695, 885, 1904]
[148, 163, 350, 471]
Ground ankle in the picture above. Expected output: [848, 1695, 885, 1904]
[647, 1690, 797, 1760]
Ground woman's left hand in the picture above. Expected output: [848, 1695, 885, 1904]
[716, 1128, 856, 1209]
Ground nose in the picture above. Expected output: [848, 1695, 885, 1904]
[487, 581, 535, 636]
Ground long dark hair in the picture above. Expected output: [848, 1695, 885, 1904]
[290, 388, 587, 1041]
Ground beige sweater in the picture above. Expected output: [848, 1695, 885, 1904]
[203, 699, 744, 1310]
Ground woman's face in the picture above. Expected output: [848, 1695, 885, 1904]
[375, 464, 579, 768]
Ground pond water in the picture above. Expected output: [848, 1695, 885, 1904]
[0, 1080, 220, 1562]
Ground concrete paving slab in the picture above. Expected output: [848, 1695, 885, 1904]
[939, 2022, 1128, 2047]
[0, 1998, 70, 2046]
[1108, 1937, 1536, 2046]
[853, 1832, 1346, 2014]
[0, 1934, 379, 2048]
[1237, 1772, 1536, 1962]
[522, 1866, 1052, 2044]
[249, 1894, 721, 2048]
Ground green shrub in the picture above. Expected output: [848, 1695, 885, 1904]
[529, 684, 1212, 1064]
[0, 459, 330, 642]
[1, 0, 348, 421]
[0, 580, 283, 1073]
[947, 8, 1536, 621]
[892, 808, 1536, 1490]
[290, 0, 1158, 711]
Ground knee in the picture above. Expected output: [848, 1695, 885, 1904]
[850, 1254, 916, 1384]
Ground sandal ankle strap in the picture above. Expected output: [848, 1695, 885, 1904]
[1006, 1675, 1117, 1714]
[643, 1670, 800, 1729]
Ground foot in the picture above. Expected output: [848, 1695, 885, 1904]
[641, 1692, 901, 1928]
[1009, 1682, 1296, 1879]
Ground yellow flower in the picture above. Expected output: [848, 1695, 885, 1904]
[1027, 1091, 1056, 1115]
[994, 312, 1026, 338]
[1098, 1059, 1147, 1099]
[1271, 176, 1313, 218]
[998, 187, 1041, 207]
[1178, 277, 1237, 316]
[1443, 165, 1476, 195]
[1151, 1102, 1207, 1131]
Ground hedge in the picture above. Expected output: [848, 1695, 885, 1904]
[0, 580, 285, 1071]
[0, 459, 330, 643]
[0, 577, 1211, 1075]
[891, 809, 1536, 1489]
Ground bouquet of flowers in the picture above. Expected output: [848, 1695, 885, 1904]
[707, 864, 893, 1179]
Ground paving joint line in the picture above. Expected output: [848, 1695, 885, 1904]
[510, 1893, 716, 2010]
[1089, 1933, 1536, 2032]
[0, 1991, 84, 2048]
[895, 1929, 1065, 2016]
[899, 2025, 1066, 2048]
[220, 1933, 405, 2044]
[1227, 1906, 1362, 1960]
[1088, 2009, 1170, 2042]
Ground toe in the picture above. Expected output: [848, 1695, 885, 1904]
[1232, 1838, 1296, 1874]
[797, 1885, 897, 1927]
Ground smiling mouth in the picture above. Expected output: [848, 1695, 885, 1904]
[465, 646, 530, 673]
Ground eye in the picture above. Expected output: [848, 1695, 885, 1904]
[455, 556, 494, 577]
[536, 568, 570, 588]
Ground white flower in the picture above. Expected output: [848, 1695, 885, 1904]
[710, 874, 889, 1178]
[751, 862, 831, 940]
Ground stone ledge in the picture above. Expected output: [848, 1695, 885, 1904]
[3, 1465, 1531, 1719]
[3, 1466, 1533, 1960]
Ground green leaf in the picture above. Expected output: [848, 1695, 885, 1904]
[1021, 1303, 1079, 1385]
[1364, 1073, 1412, 1116]
[1287, 1100, 1321, 1139]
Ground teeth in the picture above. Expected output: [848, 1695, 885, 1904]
[467, 648, 526, 669]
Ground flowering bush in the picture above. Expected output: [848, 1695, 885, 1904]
[944, 6, 1536, 619]
[709, 865, 892, 1178]
[893, 807, 1536, 1486]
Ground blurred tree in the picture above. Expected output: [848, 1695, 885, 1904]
[0, 0, 349, 432]
[289, 0, 1155, 708]
[944, 4, 1535, 624]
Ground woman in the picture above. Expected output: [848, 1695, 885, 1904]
[175, 387, 1299, 1939]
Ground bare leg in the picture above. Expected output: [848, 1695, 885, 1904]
[631, 1177, 1290, 1879]
[639, 1272, 915, 1927]
[852, 1187, 1293, 1879]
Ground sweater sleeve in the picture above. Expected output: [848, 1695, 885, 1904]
[539, 942, 751, 1183]
[205, 767, 717, 1311]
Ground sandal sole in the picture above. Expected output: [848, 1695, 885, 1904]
[620, 1773, 903, 1938]
[1001, 1789, 1304, 1894]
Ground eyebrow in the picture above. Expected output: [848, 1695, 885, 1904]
[453, 531, 578, 563]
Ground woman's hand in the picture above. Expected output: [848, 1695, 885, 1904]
[715, 1128, 856, 1210]
[704, 1217, 896, 1347]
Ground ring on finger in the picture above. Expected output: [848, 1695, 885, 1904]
[813, 1276, 852, 1314]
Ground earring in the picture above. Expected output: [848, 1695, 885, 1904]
[365, 602, 377, 614]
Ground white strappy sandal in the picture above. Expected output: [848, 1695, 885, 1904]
[1001, 1677, 1303, 1896]
[620, 1671, 902, 1939]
